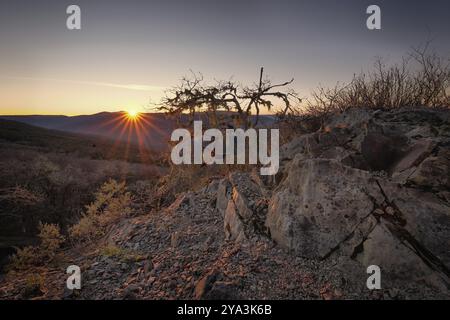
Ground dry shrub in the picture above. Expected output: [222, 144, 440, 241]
[279, 44, 450, 136]
[8, 246, 37, 270]
[38, 222, 65, 259]
[0, 186, 43, 206]
[22, 274, 45, 298]
[152, 162, 231, 210]
[309, 46, 448, 113]
[8, 223, 64, 270]
[69, 179, 133, 242]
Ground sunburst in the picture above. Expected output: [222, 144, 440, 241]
[125, 110, 140, 120]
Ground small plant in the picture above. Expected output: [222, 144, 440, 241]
[37, 222, 65, 259]
[69, 179, 133, 242]
[8, 223, 64, 270]
[8, 246, 37, 271]
[22, 274, 45, 298]
[68, 214, 99, 242]
[101, 245, 145, 263]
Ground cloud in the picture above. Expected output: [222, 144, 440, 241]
[2, 76, 166, 91]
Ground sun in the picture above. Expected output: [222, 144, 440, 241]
[125, 109, 140, 120]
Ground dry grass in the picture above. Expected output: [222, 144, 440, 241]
[100, 245, 145, 263]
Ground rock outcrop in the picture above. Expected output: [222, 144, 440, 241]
[265, 107, 450, 295]
[208, 107, 450, 298]
[219, 172, 269, 242]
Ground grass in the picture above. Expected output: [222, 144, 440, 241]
[101, 245, 146, 263]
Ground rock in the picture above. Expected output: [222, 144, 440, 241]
[384, 206, 395, 216]
[352, 222, 448, 292]
[376, 180, 450, 269]
[216, 179, 231, 215]
[194, 272, 238, 300]
[3, 106, 447, 300]
[62, 287, 81, 300]
[325, 108, 373, 129]
[194, 272, 219, 299]
[168, 193, 194, 213]
[222, 172, 268, 242]
[224, 201, 246, 242]
[122, 285, 140, 300]
[144, 260, 153, 274]
[171, 231, 181, 248]
[266, 158, 382, 259]
[391, 138, 435, 174]
[407, 148, 450, 189]
[203, 282, 239, 300]
[279, 133, 312, 161]
[231, 186, 254, 221]
[361, 132, 406, 171]
[204, 179, 220, 194]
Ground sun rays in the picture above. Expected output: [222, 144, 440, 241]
[125, 109, 140, 120]
[99, 110, 166, 168]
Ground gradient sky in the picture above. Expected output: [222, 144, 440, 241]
[0, 0, 449, 115]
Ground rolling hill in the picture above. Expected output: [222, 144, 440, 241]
[0, 112, 278, 154]
[0, 119, 159, 163]
[0, 112, 173, 153]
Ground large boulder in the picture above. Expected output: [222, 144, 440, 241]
[266, 158, 382, 259]
[407, 147, 450, 189]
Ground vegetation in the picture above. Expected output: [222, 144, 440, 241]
[8, 223, 64, 270]
[280, 44, 450, 133]
[158, 67, 301, 128]
[101, 245, 145, 263]
[69, 179, 133, 242]
[0, 120, 162, 272]
[22, 274, 45, 298]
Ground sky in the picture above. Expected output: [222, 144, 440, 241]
[0, 0, 449, 115]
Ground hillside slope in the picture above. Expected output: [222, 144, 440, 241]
[0, 112, 278, 153]
[0, 120, 164, 269]
[1, 107, 449, 300]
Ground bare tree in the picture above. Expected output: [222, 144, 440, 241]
[157, 67, 301, 128]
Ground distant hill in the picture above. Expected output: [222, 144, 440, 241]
[0, 119, 158, 163]
[0, 112, 278, 153]
[0, 112, 173, 153]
